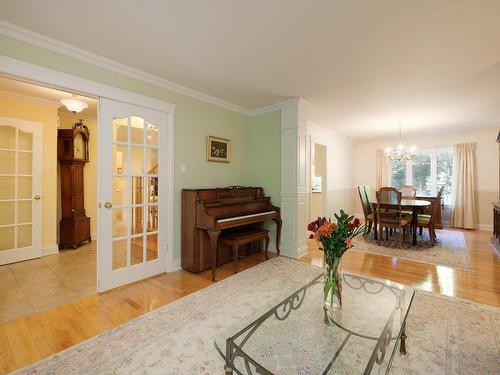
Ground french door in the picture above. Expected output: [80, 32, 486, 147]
[0, 118, 42, 265]
[98, 98, 169, 291]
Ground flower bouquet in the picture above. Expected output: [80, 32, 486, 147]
[307, 210, 365, 308]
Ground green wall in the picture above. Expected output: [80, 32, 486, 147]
[0, 35, 281, 262]
[249, 111, 281, 206]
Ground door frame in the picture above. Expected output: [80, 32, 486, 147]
[0, 55, 176, 291]
[308, 137, 328, 222]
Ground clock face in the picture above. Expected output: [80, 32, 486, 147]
[74, 133, 85, 160]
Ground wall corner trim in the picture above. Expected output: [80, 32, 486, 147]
[247, 98, 307, 116]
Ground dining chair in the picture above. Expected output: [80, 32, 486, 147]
[398, 185, 417, 200]
[376, 187, 408, 246]
[397, 185, 415, 225]
[417, 186, 444, 245]
[364, 185, 374, 202]
[357, 186, 374, 234]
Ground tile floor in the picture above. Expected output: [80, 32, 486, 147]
[0, 242, 96, 323]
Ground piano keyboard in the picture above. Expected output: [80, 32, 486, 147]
[217, 211, 276, 223]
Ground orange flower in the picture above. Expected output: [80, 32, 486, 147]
[316, 222, 336, 238]
[345, 237, 353, 248]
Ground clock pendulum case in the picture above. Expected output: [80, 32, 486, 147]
[57, 120, 91, 249]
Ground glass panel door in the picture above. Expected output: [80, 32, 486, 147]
[98, 98, 169, 292]
[110, 116, 159, 270]
[0, 118, 42, 265]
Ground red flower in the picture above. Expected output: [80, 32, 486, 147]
[348, 218, 361, 231]
[307, 217, 329, 233]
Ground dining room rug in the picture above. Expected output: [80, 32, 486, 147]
[352, 229, 472, 270]
[15, 257, 498, 375]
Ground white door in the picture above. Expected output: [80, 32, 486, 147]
[98, 98, 169, 291]
[0, 118, 43, 265]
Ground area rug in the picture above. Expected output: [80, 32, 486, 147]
[15, 258, 498, 374]
[352, 229, 472, 270]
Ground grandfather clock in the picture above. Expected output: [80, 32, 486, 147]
[58, 120, 91, 249]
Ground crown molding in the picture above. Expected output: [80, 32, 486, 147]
[247, 99, 297, 116]
[0, 20, 249, 115]
[0, 21, 310, 118]
[0, 54, 176, 113]
[0, 88, 60, 107]
[247, 98, 312, 116]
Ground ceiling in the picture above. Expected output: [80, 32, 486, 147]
[0, 76, 97, 118]
[1, 0, 499, 139]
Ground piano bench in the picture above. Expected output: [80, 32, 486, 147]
[220, 228, 270, 274]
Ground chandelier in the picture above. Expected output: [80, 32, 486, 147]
[384, 123, 416, 161]
[60, 93, 88, 113]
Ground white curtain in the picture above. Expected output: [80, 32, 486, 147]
[451, 143, 477, 229]
[376, 149, 389, 189]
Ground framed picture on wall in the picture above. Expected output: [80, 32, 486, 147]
[207, 135, 231, 163]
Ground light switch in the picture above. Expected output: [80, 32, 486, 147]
[180, 164, 187, 174]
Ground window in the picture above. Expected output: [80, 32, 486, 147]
[390, 148, 453, 204]
[436, 149, 453, 205]
[412, 152, 432, 195]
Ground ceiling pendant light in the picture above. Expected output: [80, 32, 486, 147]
[60, 93, 88, 113]
[385, 123, 416, 162]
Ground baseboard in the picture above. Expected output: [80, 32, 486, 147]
[297, 243, 308, 258]
[42, 244, 59, 256]
[169, 258, 181, 272]
[475, 224, 493, 232]
[91, 232, 97, 240]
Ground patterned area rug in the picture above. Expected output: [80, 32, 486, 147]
[352, 229, 472, 270]
[15, 258, 498, 374]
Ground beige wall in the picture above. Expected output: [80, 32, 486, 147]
[0, 95, 59, 249]
[311, 143, 327, 219]
[308, 123, 356, 217]
[58, 115, 98, 238]
[353, 128, 499, 229]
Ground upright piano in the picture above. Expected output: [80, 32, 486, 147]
[181, 186, 282, 280]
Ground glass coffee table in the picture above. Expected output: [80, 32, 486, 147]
[215, 272, 414, 374]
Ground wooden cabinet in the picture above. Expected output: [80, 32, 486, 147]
[58, 120, 91, 249]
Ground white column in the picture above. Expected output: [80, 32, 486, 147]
[280, 99, 310, 258]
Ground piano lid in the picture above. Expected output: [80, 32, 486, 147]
[216, 186, 263, 200]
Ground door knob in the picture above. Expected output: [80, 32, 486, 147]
[33, 195, 41, 200]
[104, 202, 112, 209]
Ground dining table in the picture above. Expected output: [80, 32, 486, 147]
[369, 198, 432, 246]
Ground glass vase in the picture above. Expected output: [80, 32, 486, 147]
[323, 256, 343, 309]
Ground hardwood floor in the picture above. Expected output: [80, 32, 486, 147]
[0, 229, 498, 374]
[302, 229, 500, 306]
